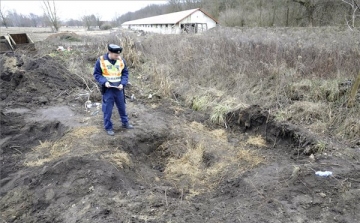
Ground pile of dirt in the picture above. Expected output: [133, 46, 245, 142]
[45, 32, 81, 42]
[0, 51, 90, 190]
[0, 109, 66, 180]
[0, 53, 85, 107]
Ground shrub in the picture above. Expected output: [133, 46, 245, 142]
[100, 23, 112, 30]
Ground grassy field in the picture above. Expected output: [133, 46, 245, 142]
[135, 26, 360, 144]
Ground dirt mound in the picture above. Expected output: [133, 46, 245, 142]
[0, 155, 137, 223]
[0, 112, 66, 179]
[45, 32, 81, 42]
[0, 54, 85, 107]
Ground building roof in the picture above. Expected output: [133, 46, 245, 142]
[122, 8, 218, 25]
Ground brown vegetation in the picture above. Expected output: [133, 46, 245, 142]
[136, 26, 360, 144]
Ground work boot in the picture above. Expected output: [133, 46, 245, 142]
[122, 123, 134, 129]
[106, 130, 115, 136]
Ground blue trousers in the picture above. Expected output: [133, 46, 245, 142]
[102, 88, 128, 130]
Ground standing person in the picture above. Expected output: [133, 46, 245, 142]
[94, 44, 134, 136]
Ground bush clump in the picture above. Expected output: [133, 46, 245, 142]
[100, 23, 112, 30]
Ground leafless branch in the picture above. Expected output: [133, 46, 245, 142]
[43, 0, 60, 32]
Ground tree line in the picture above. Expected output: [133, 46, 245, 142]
[0, 9, 101, 29]
[116, 0, 359, 29]
[1, 0, 359, 30]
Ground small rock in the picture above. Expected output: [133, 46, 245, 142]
[38, 96, 48, 104]
[319, 192, 326, 198]
[88, 186, 94, 192]
[130, 94, 135, 102]
[309, 154, 315, 162]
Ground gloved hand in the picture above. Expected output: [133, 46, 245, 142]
[105, 82, 110, 88]
[118, 84, 123, 90]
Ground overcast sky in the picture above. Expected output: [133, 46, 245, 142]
[1, 1, 168, 21]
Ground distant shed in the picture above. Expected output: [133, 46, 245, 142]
[122, 8, 218, 34]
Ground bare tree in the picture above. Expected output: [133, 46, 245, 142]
[65, 19, 82, 27]
[43, 0, 60, 32]
[342, 0, 360, 30]
[95, 14, 102, 28]
[82, 15, 96, 30]
[292, 0, 317, 26]
[29, 13, 39, 27]
[0, 6, 9, 28]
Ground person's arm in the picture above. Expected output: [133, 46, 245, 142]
[93, 58, 108, 85]
[120, 59, 129, 87]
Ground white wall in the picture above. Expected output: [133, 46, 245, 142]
[122, 24, 181, 34]
[179, 10, 217, 29]
[122, 10, 216, 34]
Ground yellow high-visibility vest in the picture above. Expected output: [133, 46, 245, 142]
[99, 55, 125, 83]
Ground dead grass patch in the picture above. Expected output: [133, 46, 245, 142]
[139, 28, 359, 142]
[101, 151, 133, 169]
[246, 135, 267, 148]
[237, 149, 264, 168]
[3, 56, 18, 73]
[337, 117, 360, 141]
[147, 63, 173, 97]
[189, 121, 227, 142]
[164, 124, 264, 197]
[210, 129, 227, 141]
[25, 126, 101, 167]
[286, 101, 329, 125]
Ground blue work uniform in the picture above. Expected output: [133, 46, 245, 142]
[93, 53, 129, 131]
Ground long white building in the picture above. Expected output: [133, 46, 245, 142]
[121, 8, 218, 34]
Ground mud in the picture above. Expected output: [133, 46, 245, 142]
[1, 42, 360, 223]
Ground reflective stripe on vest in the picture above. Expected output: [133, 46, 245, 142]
[99, 56, 124, 83]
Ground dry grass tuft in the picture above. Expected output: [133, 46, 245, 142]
[191, 95, 210, 111]
[210, 103, 232, 125]
[286, 101, 329, 124]
[25, 126, 101, 167]
[237, 149, 264, 168]
[189, 122, 227, 141]
[165, 142, 205, 181]
[3, 56, 18, 73]
[246, 135, 267, 148]
[210, 129, 227, 140]
[101, 151, 133, 169]
[25, 139, 71, 167]
[164, 123, 265, 196]
[189, 121, 205, 131]
[337, 117, 360, 142]
[68, 125, 99, 138]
